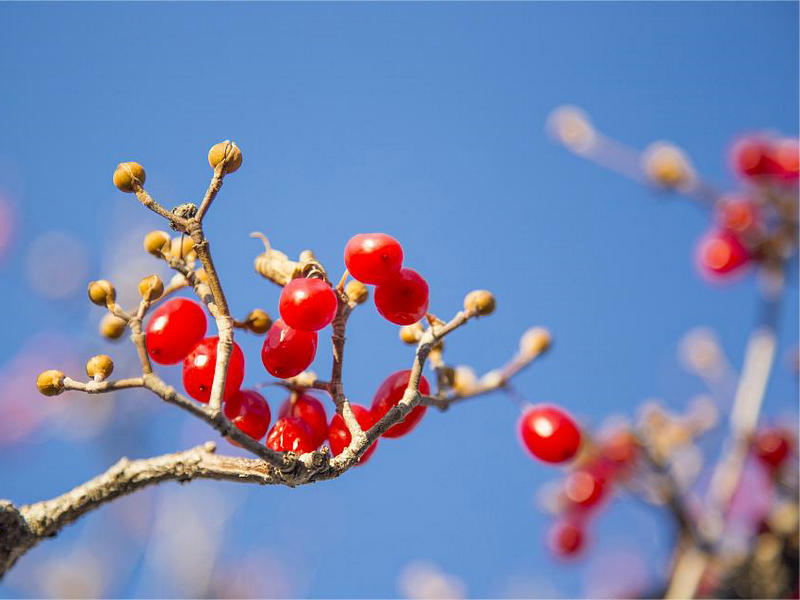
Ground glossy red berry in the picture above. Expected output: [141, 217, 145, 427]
[261, 319, 318, 379]
[279, 277, 338, 332]
[564, 468, 606, 509]
[696, 230, 750, 277]
[519, 404, 581, 464]
[266, 416, 316, 453]
[374, 268, 429, 325]
[328, 404, 379, 465]
[278, 393, 328, 448]
[370, 369, 430, 438]
[182, 337, 245, 403]
[731, 137, 775, 178]
[548, 519, 585, 557]
[753, 427, 793, 470]
[344, 233, 404, 284]
[716, 196, 760, 236]
[145, 298, 207, 364]
[771, 138, 800, 181]
[224, 389, 271, 442]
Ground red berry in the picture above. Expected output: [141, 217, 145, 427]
[279, 277, 338, 332]
[182, 337, 245, 403]
[716, 196, 759, 236]
[328, 404, 379, 465]
[770, 138, 800, 181]
[599, 429, 639, 474]
[344, 233, 404, 285]
[374, 268, 429, 325]
[753, 427, 793, 470]
[519, 404, 581, 464]
[278, 393, 328, 448]
[564, 468, 606, 509]
[145, 298, 207, 364]
[370, 369, 430, 438]
[266, 416, 316, 453]
[730, 137, 775, 178]
[261, 319, 318, 379]
[696, 230, 750, 277]
[548, 519, 585, 557]
[224, 389, 271, 442]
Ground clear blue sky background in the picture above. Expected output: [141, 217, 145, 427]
[0, 2, 797, 598]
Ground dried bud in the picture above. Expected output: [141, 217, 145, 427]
[169, 236, 196, 261]
[453, 366, 478, 394]
[245, 309, 272, 334]
[99, 313, 127, 339]
[143, 230, 171, 256]
[463, 290, 496, 316]
[520, 327, 551, 357]
[113, 162, 145, 193]
[546, 106, 596, 153]
[642, 142, 694, 189]
[37, 370, 65, 396]
[86, 354, 114, 380]
[480, 369, 504, 389]
[298, 249, 316, 263]
[345, 280, 368, 304]
[208, 140, 242, 174]
[399, 322, 424, 344]
[87, 280, 116, 306]
[195, 268, 208, 283]
[138, 274, 164, 301]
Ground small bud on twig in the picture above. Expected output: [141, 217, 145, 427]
[85, 355, 114, 380]
[245, 309, 272, 334]
[169, 237, 196, 261]
[463, 290, 496, 316]
[453, 366, 478, 394]
[345, 280, 368, 304]
[99, 313, 127, 339]
[113, 162, 146, 193]
[520, 327, 551, 357]
[399, 322, 424, 344]
[87, 280, 116, 307]
[208, 140, 242, 174]
[138, 274, 164, 301]
[143, 230, 171, 256]
[37, 370, 65, 396]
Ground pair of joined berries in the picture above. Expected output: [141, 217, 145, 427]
[731, 136, 799, 182]
[345, 233, 430, 325]
[696, 195, 761, 278]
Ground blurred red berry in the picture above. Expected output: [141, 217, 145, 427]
[370, 369, 430, 438]
[328, 404, 379, 465]
[519, 404, 581, 464]
[564, 468, 607, 509]
[753, 427, 793, 470]
[716, 196, 760, 236]
[730, 137, 775, 178]
[344, 233, 404, 284]
[182, 337, 245, 403]
[278, 393, 328, 448]
[548, 519, 585, 557]
[266, 416, 316, 453]
[261, 319, 318, 379]
[599, 429, 639, 474]
[224, 389, 271, 442]
[145, 298, 207, 364]
[374, 268, 429, 325]
[770, 138, 800, 181]
[696, 230, 750, 277]
[279, 277, 338, 332]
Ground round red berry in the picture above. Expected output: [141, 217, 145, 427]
[344, 233, 404, 284]
[266, 416, 316, 453]
[374, 268, 429, 325]
[145, 298, 207, 364]
[548, 519, 585, 557]
[730, 137, 775, 178]
[224, 389, 271, 442]
[182, 337, 245, 403]
[261, 319, 318, 379]
[753, 427, 793, 470]
[279, 277, 338, 332]
[328, 404, 378, 465]
[519, 404, 581, 464]
[278, 393, 328, 448]
[770, 138, 799, 181]
[564, 468, 606, 509]
[716, 196, 759, 236]
[696, 230, 750, 277]
[370, 370, 430, 438]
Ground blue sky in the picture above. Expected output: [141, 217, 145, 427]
[0, 2, 797, 598]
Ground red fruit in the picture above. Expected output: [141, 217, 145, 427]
[344, 233, 404, 285]
[374, 268, 429, 325]
[261, 319, 318, 379]
[730, 137, 775, 178]
[548, 519, 585, 557]
[716, 197, 759, 236]
[599, 429, 639, 473]
[696, 230, 750, 276]
[753, 427, 792, 470]
[519, 404, 581, 464]
[328, 404, 379, 465]
[145, 298, 207, 364]
[182, 337, 245, 403]
[266, 416, 316, 453]
[278, 393, 328, 448]
[770, 138, 799, 181]
[279, 277, 338, 332]
[224, 389, 271, 442]
[564, 468, 606, 509]
[370, 369, 430, 438]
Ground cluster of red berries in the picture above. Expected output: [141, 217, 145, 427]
[696, 135, 798, 279]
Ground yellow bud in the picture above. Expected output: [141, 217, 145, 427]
[642, 142, 693, 189]
[37, 370, 65, 396]
[399, 322, 424, 345]
[208, 140, 242, 174]
[99, 313, 127, 339]
[520, 327, 551, 357]
[169, 236, 196, 261]
[463, 290, 496, 316]
[195, 268, 208, 283]
[245, 309, 272, 334]
[453, 366, 478, 394]
[138, 274, 164, 301]
[87, 280, 116, 306]
[112, 162, 145, 193]
[480, 369, 504, 389]
[86, 354, 114, 380]
[345, 280, 368, 304]
[143, 230, 171, 256]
